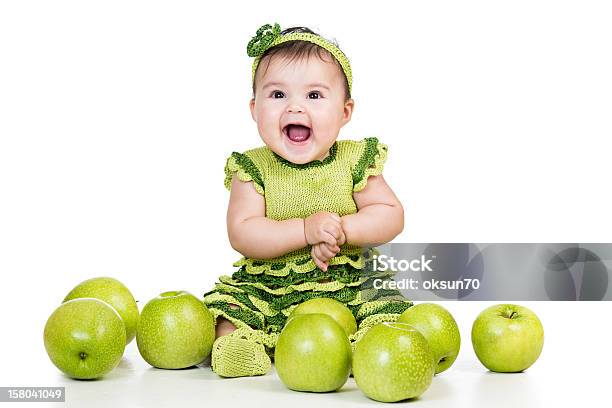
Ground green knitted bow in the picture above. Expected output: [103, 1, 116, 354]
[247, 23, 281, 57]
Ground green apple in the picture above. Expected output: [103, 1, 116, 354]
[275, 313, 351, 392]
[63, 277, 139, 345]
[352, 322, 435, 402]
[136, 291, 215, 369]
[287, 298, 357, 336]
[397, 303, 461, 374]
[471, 304, 544, 372]
[44, 298, 126, 379]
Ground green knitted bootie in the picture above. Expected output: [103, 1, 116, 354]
[211, 328, 274, 378]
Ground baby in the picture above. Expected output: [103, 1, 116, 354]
[203, 23, 412, 378]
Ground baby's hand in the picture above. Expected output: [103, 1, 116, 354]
[311, 242, 341, 272]
[304, 212, 346, 247]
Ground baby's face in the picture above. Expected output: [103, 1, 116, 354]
[250, 54, 354, 164]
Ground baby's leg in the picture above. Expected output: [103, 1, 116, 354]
[210, 303, 274, 378]
[215, 304, 239, 338]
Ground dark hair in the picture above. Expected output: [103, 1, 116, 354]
[252, 27, 351, 100]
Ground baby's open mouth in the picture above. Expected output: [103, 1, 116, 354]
[283, 124, 311, 143]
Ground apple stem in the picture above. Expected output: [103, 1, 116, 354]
[79, 352, 87, 360]
[508, 311, 517, 319]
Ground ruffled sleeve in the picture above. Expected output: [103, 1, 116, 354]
[351, 137, 388, 192]
[224, 151, 265, 195]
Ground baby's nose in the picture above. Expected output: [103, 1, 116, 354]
[287, 104, 305, 113]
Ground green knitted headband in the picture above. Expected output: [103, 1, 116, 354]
[247, 23, 353, 94]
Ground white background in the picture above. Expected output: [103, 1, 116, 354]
[0, 1, 611, 407]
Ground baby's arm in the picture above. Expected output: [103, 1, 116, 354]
[341, 174, 404, 247]
[227, 175, 305, 259]
[227, 174, 344, 259]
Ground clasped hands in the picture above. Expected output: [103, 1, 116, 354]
[303, 211, 346, 272]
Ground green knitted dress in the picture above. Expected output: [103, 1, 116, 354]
[203, 137, 413, 377]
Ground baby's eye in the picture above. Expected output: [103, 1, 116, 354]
[271, 90, 285, 99]
[308, 91, 322, 99]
